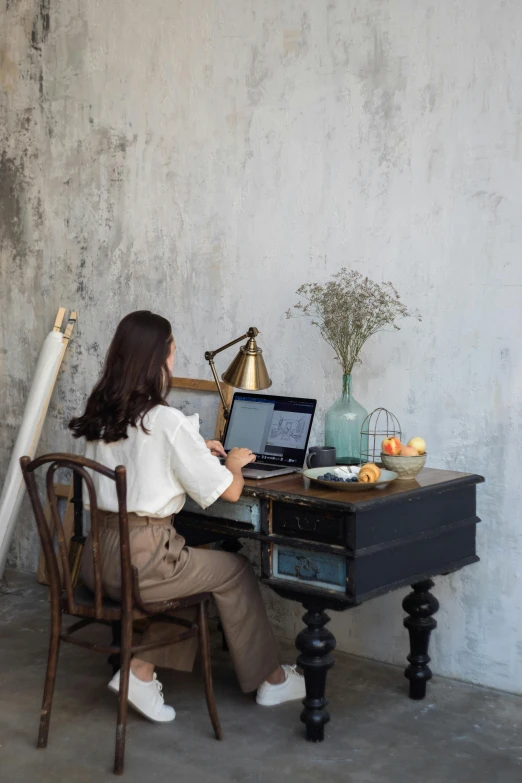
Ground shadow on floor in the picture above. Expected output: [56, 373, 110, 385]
[0, 570, 521, 783]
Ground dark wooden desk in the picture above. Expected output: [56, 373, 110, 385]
[175, 467, 484, 742]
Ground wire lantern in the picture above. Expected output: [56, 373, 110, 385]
[360, 408, 402, 465]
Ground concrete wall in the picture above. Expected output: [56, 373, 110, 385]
[1, 0, 521, 694]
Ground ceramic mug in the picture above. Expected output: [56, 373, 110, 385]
[306, 446, 336, 469]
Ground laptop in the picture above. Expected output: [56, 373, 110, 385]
[221, 392, 317, 479]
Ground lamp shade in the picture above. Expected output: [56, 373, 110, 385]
[221, 336, 272, 391]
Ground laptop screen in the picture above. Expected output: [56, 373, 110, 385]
[223, 392, 317, 467]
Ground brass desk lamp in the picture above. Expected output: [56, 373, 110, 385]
[205, 327, 272, 421]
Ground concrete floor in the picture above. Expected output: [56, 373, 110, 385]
[0, 571, 520, 783]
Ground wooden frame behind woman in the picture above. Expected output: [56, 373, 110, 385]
[169, 376, 233, 442]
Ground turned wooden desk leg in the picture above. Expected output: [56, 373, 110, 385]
[402, 579, 439, 700]
[295, 599, 336, 742]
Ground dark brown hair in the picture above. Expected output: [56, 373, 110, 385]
[69, 311, 173, 443]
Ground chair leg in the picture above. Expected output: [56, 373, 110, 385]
[198, 600, 223, 740]
[114, 616, 132, 775]
[108, 620, 122, 674]
[37, 611, 62, 749]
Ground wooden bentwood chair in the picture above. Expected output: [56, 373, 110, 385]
[20, 453, 223, 776]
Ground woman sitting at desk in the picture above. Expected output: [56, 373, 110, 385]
[69, 310, 304, 723]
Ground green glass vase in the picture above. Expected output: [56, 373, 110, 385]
[325, 374, 368, 465]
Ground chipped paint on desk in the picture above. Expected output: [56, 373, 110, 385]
[183, 496, 262, 531]
[273, 545, 347, 593]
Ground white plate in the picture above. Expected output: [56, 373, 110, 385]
[303, 466, 398, 491]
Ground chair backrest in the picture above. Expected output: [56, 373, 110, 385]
[20, 454, 129, 620]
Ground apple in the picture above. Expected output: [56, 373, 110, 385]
[407, 437, 426, 455]
[400, 445, 419, 456]
[382, 436, 402, 455]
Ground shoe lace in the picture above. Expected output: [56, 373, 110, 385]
[284, 664, 299, 679]
[152, 673, 165, 703]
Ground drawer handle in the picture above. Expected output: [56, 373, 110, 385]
[294, 556, 319, 581]
[296, 516, 317, 532]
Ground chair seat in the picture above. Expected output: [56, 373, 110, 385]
[63, 584, 212, 621]
[71, 584, 122, 611]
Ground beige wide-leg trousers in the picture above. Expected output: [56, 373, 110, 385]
[81, 513, 280, 693]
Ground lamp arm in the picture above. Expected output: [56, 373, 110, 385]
[207, 357, 230, 420]
[204, 326, 259, 361]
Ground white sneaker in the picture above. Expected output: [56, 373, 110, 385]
[108, 669, 176, 723]
[256, 664, 306, 707]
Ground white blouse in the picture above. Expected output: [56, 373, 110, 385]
[84, 406, 233, 516]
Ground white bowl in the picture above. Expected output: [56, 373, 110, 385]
[380, 452, 426, 481]
[303, 466, 398, 491]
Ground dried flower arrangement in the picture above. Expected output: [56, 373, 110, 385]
[286, 268, 420, 375]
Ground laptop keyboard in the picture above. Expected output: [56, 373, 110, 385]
[245, 463, 285, 472]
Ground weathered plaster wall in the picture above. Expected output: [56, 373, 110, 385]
[1, 1, 521, 694]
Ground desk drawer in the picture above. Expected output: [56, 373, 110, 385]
[182, 496, 261, 531]
[273, 545, 346, 593]
[272, 503, 346, 545]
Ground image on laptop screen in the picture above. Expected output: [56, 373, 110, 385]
[223, 393, 317, 466]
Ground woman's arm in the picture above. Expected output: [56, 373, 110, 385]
[205, 440, 227, 459]
[220, 447, 256, 502]
[166, 409, 255, 509]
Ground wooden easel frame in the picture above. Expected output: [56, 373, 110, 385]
[36, 307, 78, 585]
[169, 376, 233, 442]
[30, 307, 77, 586]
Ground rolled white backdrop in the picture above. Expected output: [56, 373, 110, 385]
[0, 330, 66, 577]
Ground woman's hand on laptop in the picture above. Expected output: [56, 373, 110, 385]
[226, 447, 256, 470]
[220, 448, 256, 502]
[205, 439, 227, 459]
